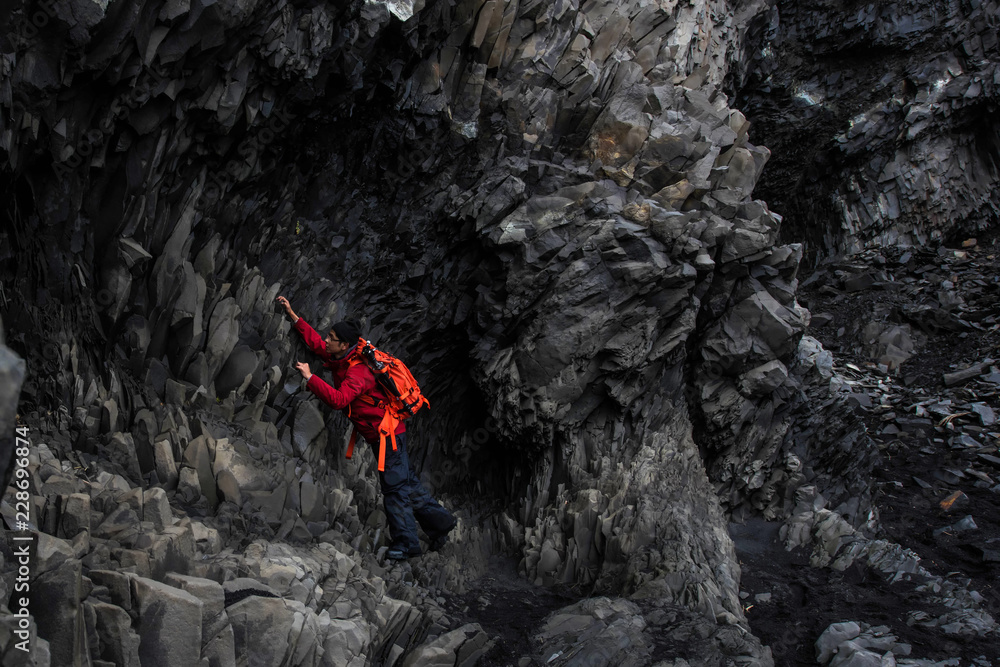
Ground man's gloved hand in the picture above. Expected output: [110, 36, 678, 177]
[276, 296, 299, 322]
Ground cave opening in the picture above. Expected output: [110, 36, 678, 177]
[194, 19, 548, 518]
[0, 0, 551, 534]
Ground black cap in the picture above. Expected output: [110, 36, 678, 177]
[332, 320, 361, 345]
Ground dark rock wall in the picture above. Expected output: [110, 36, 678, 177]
[729, 0, 1000, 258]
[0, 0, 884, 660]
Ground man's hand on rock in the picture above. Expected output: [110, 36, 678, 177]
[276, 295, 299, 322]
[294, 361, 312, 381]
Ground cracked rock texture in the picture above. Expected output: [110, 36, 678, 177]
[730, 0, 1000, 257]
[0, 0, 956, 663]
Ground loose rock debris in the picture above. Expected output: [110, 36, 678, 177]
[736, 240, 1000, 665]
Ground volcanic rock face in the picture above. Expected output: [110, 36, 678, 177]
[0, 0, 931, 663]
[731, 0, 1000, 256]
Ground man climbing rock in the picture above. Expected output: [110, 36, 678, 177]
[276, 295, 457, 560]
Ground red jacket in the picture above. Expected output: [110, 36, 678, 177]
[294, 318, 405, 444]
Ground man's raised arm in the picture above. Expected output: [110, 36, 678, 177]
[277, 296, 328, 359]
[276, 295, 299, 323]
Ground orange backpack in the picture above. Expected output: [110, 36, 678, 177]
[345, 338, 430, 471]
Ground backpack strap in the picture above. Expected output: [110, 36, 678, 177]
[375, 411, 400, 472]
[350, 398, 396, 471]
[346, 427, 357, 460]
[342, 359, 393, 468]
[343, 355, 366, 463]
[345, 420, 398, 472]
[348, 353, 385, 408]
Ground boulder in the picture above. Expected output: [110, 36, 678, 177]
[205, 298, 242, 383]
[321, 617, 371, 667]
[58, 493, 91, 539]
[90, 601, 141, 667]
[94, 503, 141, 546]
[292, 400, 326, 457]
[203, 620, 237, 667]
[216, 344, 258, 396]
[816, 621, 862, 664]
[33, 557, 85, 666]
[88, 570, 133, 611]
[226, 596, 296, 666]
[739, 360, 789, 397]
[177, 466, 203, 504]
[401, 624, 493, 667]
[131, 409, 160, 473]
[183, 435, 218, 509]
[212, 438, 272, 500]
[163, 573, 226, 639]
[534, 598, 651, 667]
[153, 439, 179, 490]
[142, 487, 173, 531]
[106, 432, 143, 485]
[131, 575, 204, 667]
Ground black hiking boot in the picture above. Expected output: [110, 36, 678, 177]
[427, 517, 458, 552]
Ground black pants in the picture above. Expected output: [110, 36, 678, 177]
[378, 432, 455, 553]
